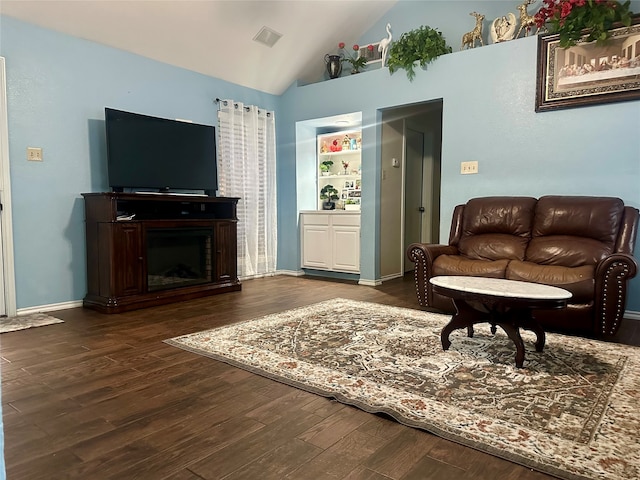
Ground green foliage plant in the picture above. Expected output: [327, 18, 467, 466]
[387, 25, 452, 81]
[534, 0, 633, 48]
[320, 160, 334, 172]
[320, 184, 339, 201]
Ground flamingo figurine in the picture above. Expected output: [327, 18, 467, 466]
[378, 23, 392, 67]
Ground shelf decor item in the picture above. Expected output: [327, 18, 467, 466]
[490, 13, 517, 43]
[387, 25, 452, 81]
[461, 11, 486, 50]
[320, 184, 340, 210]
[534, 0, 634, 48]
[320, 159, 334, 175]
[339, 42, 374, 74]
[535, 15, 640, 111]
[325, 54, 343, 79]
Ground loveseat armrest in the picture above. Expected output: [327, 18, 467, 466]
[594, 253, 638, 336]
[407, 243, 458, 307]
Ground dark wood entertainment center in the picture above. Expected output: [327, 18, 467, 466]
[82, 192, 241, 313]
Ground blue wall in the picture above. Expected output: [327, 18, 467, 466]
[278, 0, 640, 310]
[0, 15, 278, 310]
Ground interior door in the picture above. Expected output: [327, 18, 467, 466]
[403, 127, 424, 273]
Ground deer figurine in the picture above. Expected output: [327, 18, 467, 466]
[515, 0, 540, 38]
[461, 12, 485, 50]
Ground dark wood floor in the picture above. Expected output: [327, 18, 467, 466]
[2, 274, 639, 480]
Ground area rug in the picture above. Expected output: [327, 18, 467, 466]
[0, 313, 63, 333]
[165, 298, 640, 480]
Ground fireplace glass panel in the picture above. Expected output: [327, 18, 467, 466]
[146, 227, 213, 291]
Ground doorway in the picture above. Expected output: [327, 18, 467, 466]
[379, 100, 442, 280]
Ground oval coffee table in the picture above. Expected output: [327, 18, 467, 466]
[430, 276, 572, 368]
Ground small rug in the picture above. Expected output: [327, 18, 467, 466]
[165, 298, 640, 480]
[0, 313, 64, 333]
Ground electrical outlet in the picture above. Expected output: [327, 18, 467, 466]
[460, 161, 478, 175]
[27, 147, 43, 162]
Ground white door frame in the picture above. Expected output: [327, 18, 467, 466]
[0, 57, 17, 317]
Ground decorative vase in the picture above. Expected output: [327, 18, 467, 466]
[325, 54, 343, 79]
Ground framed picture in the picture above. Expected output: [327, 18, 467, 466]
[535, 19, 640, 112]
[358, 42, 382, 64]
[344, 180, 354, 189]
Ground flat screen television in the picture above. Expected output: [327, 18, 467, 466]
[105, 108, 218, 196]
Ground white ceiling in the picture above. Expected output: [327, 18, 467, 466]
[0, 0, 398, 95]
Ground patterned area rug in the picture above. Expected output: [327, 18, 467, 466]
[165, 299, 640, 480]
[0, 313, 63, 333]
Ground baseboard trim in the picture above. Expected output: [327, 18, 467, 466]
[358, 278, 382, 286]
[379, 273, 404, 283]
[276, 269, 305, 277]
[16, 300, 83, 316]
[625, 310, 640, 321]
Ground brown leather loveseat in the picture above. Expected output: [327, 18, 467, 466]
[407, 196, 639, 337]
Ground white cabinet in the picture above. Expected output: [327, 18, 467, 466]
[301, 212, 360, 273]
[317, 130, 362, 211]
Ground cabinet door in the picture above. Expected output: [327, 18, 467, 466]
[301, 224, 331, 269]
[112, 223, 144, 296]
[215, 221, 237, 282]
[332, 226, 360, 272]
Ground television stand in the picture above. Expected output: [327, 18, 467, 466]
[82, 192, 241, 314]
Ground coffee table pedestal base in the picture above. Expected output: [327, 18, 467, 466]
[441, 300, 546, 368]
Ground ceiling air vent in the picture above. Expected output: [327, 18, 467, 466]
[253, 26, 283, 48]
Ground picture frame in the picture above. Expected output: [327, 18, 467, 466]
[358, 42, 382, 64]
[535, 19, 640, 112]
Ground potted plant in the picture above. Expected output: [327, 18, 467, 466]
[320, 184, 339, 210]
[387, 25, 452, 81]
[320, 160, 334, 175]
[338, 42, 375, 74]
[344, 199, 360, 211]
[534, 0, 633, 48]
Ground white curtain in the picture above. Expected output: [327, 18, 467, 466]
[217, 100, 277, 279]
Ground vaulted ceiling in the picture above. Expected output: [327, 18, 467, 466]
[1, 0, 398, 95]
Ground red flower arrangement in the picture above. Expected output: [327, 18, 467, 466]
[338, 42, 375, 73]
[534, 0, 633, 48]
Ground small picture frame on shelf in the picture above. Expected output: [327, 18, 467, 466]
[349, 190, 361, 198]
[341, 190, 348, 199]
[358, 42, 383, 64]
[344, 180, 354, 188]
[355, 179, 361, 190]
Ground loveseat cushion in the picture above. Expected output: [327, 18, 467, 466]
[506, 260, 594, 302]
[526, 196, 624, 267]
[526, 236, 616, 267]
[433, 256, 509, 277]
[458, 197, 536, 261]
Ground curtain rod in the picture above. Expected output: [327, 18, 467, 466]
[215, 98, 272, 117]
